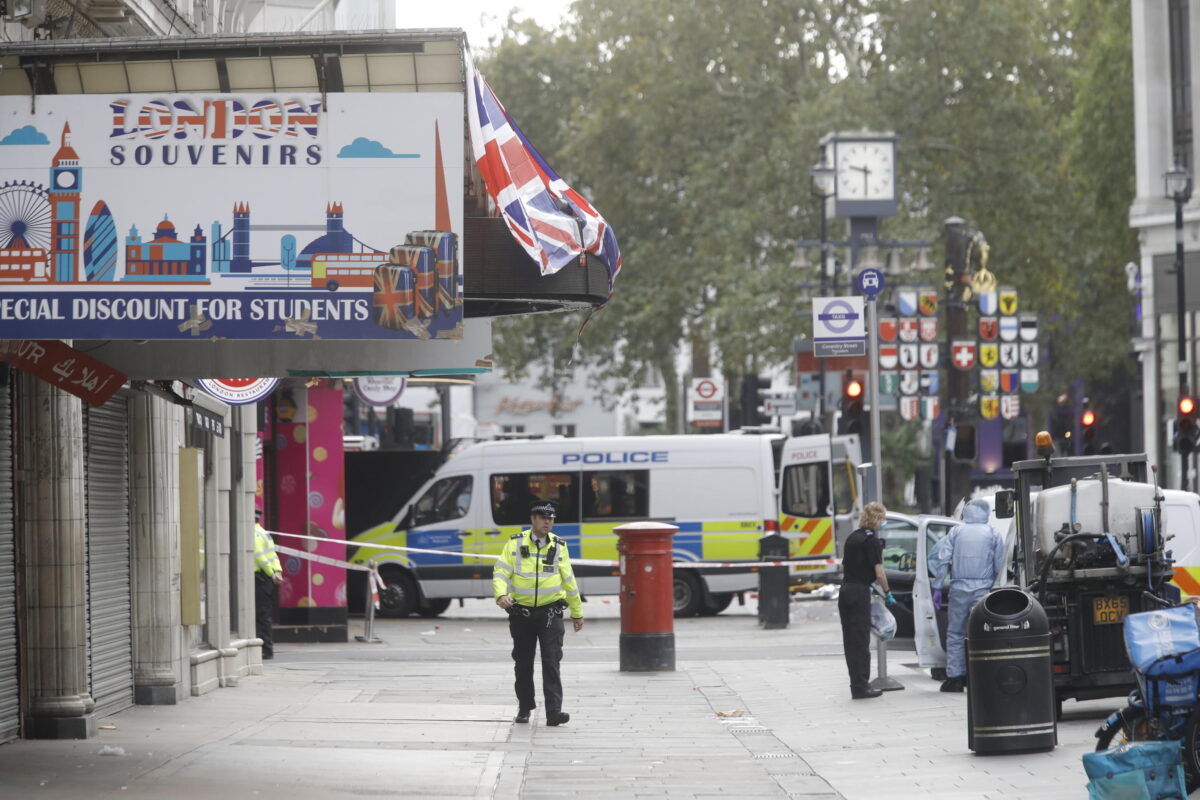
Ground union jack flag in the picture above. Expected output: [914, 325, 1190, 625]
[466, 56, 622, 299]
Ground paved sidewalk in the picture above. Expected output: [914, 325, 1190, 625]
[0, 597, 1121, 799]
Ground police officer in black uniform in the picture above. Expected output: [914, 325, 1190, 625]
[838, 501, 896, 699]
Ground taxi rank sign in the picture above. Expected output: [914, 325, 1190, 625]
[812, 296, 866, 357]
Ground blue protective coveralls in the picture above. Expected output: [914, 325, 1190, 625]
[930, 499, 1006, 680]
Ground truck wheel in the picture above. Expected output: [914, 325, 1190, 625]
[1094, 706, 1153, 752]
[699, 592, 734, 616]
[377, 568, 417, 617]
[673, 573, 703, 617]
[416, 598, 452, 618]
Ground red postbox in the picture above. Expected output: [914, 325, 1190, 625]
[614, 521, 678, 671]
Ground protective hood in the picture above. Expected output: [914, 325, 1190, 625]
[962, 499, 991, 525]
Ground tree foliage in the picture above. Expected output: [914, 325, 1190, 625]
[478, 0, 1137, 431]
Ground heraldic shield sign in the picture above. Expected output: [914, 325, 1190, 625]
[918, 290, 938, 316]
[879, 317, 898, 342]
[899, 318, 918, 342]
[978, 291, 998, 315]
[900, 395, 920, 421]
[919, 343, 939, 369]
[880, 344, 899, 369]
[1001, 394, 1020, 420]
[951, 340, 976, 370]
[999, 288, 1018, 315]
[981, 394, 1000, 420]
[899, 343, 919, 368]
[979, 343, 999, 368]
[897, 290, 918, 316]
[919, 317, 938, 342]
[979, 316, 998, 341]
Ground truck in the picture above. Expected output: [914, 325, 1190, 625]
[990, 446, 1183, 711]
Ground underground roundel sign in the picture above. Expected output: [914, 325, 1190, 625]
[196, 377, 280, 405]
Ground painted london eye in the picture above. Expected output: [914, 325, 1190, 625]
[0, 180, 53, 283]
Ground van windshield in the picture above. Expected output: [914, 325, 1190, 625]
[781, 463, 830, 518]
[410, 475, 472, 528]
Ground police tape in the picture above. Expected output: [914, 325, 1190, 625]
[274, 543, 386, 608]
[268, 530, 840, 571]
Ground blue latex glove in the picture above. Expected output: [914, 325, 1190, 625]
[932, 589, 942, 610]
[885, 592, 897, 606]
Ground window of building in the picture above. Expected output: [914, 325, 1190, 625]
[552, 424, 576, 438]
[780, 463, 830, 519]
[501, 424, 525, 436]
[582, 470, 649, 519]
[490, 472, 579, 525]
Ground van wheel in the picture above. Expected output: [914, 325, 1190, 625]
[674, 573, 704, 617]
[378, 568, 417, 617]
[699, 592, 734, 616]
[416, 598, 452, 618]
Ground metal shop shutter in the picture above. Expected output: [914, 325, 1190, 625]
[0, 380, 18, 742]
[84, 395, 134, 718]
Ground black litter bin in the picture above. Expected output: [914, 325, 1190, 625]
[966, 587, 1057, 754]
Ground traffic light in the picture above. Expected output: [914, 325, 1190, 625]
[838, 372, 866, 436]
[1081, 401, 1098, 455]
[740, 374, 771, 427]
[1175, 395, 1199, 455]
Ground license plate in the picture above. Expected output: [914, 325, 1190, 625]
[1093, 595, 1129, 625]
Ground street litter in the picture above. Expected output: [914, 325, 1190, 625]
[813, 584, 840, 600]
[97, 746, 126, 756]
[715, 710, 744, 718]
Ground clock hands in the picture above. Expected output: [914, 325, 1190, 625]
[849, 163, 871, 195]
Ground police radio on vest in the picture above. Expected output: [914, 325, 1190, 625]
[561, 451, 668, 465]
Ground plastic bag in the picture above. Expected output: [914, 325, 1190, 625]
[1082, 740, 1187, 800]
[870, 595, 896, 641]
[1124, 605, 1200, 672]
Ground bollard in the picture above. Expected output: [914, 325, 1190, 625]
[869, 589, 904, 693]
[758, 533, 789, 629]
[615, 521, 678, 671]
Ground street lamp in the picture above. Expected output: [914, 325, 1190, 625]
[1166, 161, 1193, 490]
[809, 158, 836, 425]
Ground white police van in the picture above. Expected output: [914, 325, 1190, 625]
[348, 434, 778, 617]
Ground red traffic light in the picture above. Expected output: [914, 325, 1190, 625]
[1081, 409, 1096, 428]
[845, 379, 864, 399]
[1181, 396, 1196, 416]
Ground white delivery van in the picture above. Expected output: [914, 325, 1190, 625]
[776, 433, 863, 579]
[348, 434, 778, 617]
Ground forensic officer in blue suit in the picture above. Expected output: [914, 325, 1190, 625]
[930, 498, 1006, 692]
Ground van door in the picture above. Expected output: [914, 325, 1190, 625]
[777, 435, 836, 579]
[830, 434, 863, 553]
[1162, 491, 1200, 598]
[406, 473, 482, 600]
[912, 516, 957, 670]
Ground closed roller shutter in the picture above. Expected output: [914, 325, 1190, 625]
[85, 395, 134, 718]
[0, 379, 18, 742]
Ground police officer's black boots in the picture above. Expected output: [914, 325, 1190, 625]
[546, 711, 570, 726]
[514, 709, 531, 723]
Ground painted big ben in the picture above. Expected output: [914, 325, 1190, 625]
[50, 123, 82, 283]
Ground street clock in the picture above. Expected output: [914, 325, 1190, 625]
[820, 132, 898, 220]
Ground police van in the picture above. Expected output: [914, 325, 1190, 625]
[348, 434, 779, 618]
[776, 432, 863, 580]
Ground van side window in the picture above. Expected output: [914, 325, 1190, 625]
[491, 472, 579, 525]
[583, 471, 649, 519]
[832, 459, 857, 515]
[411, 475, 473, 527]
[781, 463, 830, 518]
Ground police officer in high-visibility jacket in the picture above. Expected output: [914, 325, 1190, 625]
[493, 500, 584, 726]
[254, 509, 284, 659]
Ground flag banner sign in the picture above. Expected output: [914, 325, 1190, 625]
[1020, 342, 1039, 368]
[1019, 313, 1039, 342]
[899, 318, 918, 343]
[979, 343, 999, 368]
[1000, 370, 1019, 394]
[900, 370, 920, 396]
[1021, 368, 1040, 393]
[980, 369, 999, 394]
[919, 343, 939, 369]
[918, 290, 938, 316]
[879, 344, 899, 369]
[897, 290, 918, 317]
[1001, 394, 1021, 420]
[999, 316, 1019, 341]
[0, 94, 468, 340]
[919, 317, 938, 342]
[951, 340, 977, 370]
[900, 395, 920, 421]
[899, 343, 919, 369]
[999, 342, 1019, 368]
[879, 371, 900, 394]
[981, 394, 1000, 420]
[920, 370, 939, 395]
[466, 59, 621, 294]
[999, 288, 1018, 315]
[978, 291, 998, 316]
[979, 316, 998, 341]
[879, 317, 898, 342]
[921, 396, 940, 421]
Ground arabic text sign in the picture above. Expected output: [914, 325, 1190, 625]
[812, 296, 866, 357]
[0, 339, 126, 406]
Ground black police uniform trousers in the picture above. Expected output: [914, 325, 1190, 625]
[255, 572, 276, 658]
[508, 604, 565, 713]
[838, 582, 873, 691]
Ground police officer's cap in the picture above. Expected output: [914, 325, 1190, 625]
[529, 500, 557, 519]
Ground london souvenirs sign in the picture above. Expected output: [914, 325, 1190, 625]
[0, 93, 464, 340]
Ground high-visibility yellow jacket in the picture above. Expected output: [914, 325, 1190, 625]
[254, 523, 283, 578]
[492, 529, 583, 618]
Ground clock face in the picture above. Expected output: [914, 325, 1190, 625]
[836, 141, 894, 201]
[54, 170, 77, 190]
